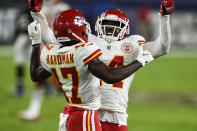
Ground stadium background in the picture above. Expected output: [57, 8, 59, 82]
[0, 0, 197, 131]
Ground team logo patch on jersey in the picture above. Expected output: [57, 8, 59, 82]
[121, 43, 133, 53]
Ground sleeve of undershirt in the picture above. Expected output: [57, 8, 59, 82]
[142, 14, 171, 58]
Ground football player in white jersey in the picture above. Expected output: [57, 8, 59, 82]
[19, 0, 71, 121]
[87, 0, 175, 130]
[28, 0, 154, 130]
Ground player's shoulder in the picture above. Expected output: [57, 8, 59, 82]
[42, 44, 58, 51]
[126, 35, 146, 45]
[127, 35, 145, 41]
[74, 41, 99, 50]
[88, 34, 97, 40]
[88, 34, 103, 42]
[41, 43, 62, 57]
[74, 42, 102, 65]
[88, 34, 108, 48]
[40, 44, 57, 64]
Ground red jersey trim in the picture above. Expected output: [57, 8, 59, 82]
[83, 49, 102, 64]
[44, 44, 55, 50]
[138, 40, 146, 45]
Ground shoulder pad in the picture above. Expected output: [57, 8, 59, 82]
[127, 35, 146, 45]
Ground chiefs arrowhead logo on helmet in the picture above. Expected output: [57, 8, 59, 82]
[53, 9, 91, 43]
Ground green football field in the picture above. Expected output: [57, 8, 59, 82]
[0, 46, 197, 131]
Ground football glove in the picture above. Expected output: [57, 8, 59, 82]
[28, 21, 42, 46]
[160, 0, 175, 16]
[136, 46, 154, 67]
[31, 12, 57, 44]
[28, 0, 43, 12]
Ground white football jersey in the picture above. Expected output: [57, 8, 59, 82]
[40, 42, 102, 110]
[88, 34, 145, 125]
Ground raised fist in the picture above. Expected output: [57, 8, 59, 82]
[28, 0, 43, 12]
[136, 47, 154, 67]
[160, 0, 175, 15]
[28, 21, 42, 46]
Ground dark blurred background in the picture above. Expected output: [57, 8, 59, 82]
[1, 0, 197, 48]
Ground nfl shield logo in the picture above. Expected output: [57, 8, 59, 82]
[107, 45, 111, 50]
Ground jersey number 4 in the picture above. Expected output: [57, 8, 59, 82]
[101, 55, 124, 89]
[51, 67, 82, 104]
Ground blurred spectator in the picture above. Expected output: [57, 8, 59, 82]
[137, 5, 152, 41]
[13, 6, 33, 96]
[42, 0, 71, 27]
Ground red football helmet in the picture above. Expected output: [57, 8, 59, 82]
[95, 9, 130, 43]
[53, 9, 91, 43]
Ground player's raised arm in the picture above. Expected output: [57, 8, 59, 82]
[28, 21, 52, 82]
[29, 0, 56, 44]
[88, 47, 154, 84]
[142, 0, 175, 58]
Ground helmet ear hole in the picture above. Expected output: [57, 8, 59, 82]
[82, 32, 88, 39]
[62, 30, 67, 35]
[82, 32, 85, 36]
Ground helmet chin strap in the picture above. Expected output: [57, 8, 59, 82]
[72, 32, 85, 43]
